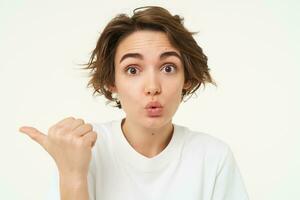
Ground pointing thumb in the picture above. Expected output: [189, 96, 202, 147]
[19, 126, 47, 149]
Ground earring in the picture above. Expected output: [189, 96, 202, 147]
[112, 93, 121, 108]
[112, 93, 119, 100]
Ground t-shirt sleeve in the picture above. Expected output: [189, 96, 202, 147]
[212, 146, 249, 200]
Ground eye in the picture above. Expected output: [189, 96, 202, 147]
[125, 66, 140, 75]
[162, 64, 177, 73]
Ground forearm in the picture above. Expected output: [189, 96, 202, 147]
[59, 175, 89, 200]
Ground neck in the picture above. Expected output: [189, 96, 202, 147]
[121, 118, 174, 158]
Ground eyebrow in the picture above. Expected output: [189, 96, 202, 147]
[119, 51, 182, 63]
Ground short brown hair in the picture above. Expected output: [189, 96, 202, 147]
[82, 6, 215, 108]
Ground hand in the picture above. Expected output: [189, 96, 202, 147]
[19, 117, 97, 178]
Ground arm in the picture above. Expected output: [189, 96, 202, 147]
[59, 175, 88, 200]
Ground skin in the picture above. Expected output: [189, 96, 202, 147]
[19, 117, 95, 200]
[18, 30, 189, 199]
[111, 30, 190, 158]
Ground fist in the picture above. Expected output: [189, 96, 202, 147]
[19, 117, 97, 178]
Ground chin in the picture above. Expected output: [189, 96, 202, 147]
[142, 115, 171, 129]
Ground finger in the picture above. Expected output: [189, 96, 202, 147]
[70, 118, 85, 130]
[72, 123, 93, 137]
[82, 131, 97, 148]
[19, 126, 47, 148]
[55, 116, 76, 127]
[51, 117, 77, 133]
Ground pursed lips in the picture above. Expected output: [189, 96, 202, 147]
[145, 101, 163, 109]
[145, 101, 163, 117]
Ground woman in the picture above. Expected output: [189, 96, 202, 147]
[19, 6, 249, 200]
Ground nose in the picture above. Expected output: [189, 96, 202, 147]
[144, 73, 161, 96]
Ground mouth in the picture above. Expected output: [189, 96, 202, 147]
[145, 101, 163, 117]
[145, 101, 163, 109]
[146, 107, 163, 117]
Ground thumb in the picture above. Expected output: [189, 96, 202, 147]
[19, 126, 47, 149]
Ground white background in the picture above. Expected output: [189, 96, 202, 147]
[0, 0, 299, 199]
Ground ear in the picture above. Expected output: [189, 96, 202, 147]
[183, 81, 191, 90]
[108, 85, 118, 93]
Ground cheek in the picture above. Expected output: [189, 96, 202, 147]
[164, 81, 184, 105]
[116, 79, 140, 105]
[166, 76, 184, 94]
[168, 89, 182, 105]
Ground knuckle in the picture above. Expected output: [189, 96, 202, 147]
[85, 123, 93, 131]
[77, 118, 85, 124]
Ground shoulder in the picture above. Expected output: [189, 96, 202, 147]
[182, 125, 229, 150]
[178, 124, 231, 161]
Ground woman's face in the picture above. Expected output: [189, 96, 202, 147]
[112, 30, 189, 129]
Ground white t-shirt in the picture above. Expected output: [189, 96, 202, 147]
[47, 118, 249, 200]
